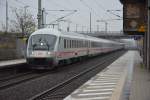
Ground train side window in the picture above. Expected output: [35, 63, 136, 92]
[83, 41, 84, 48]
[71, 40, 73, 48]
[76, 40, 77, 48]
[67, 40, 69, 48]
[89, 41, 91, 48]
[72, 40, 73, 48]
[70, 40, 72, 48]
[78, 41, 79, 48]
[77, 40, 79, 48]
[79, 40, 81, 48]
[59, 37, 61, 44]
[91, 42, 93, 47]
[68, 40, 70, 48]
[72, 40, 74, 48]
[87, 41, 88, 47]
[64, 39, 66, 48]
[77, 40, 78, 48]
[75, 40, 76, 48]
[74, 40, 75, 48]
[66, 40, 69, 48]
[79, 41, 80, 48]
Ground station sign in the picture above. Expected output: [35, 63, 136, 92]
[123, 1, 147, 35]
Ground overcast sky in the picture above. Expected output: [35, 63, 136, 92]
[0, 0, 123, 32]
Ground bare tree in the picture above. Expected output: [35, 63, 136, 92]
[1, 23, 6, 32]
[10, 8, 36, 36]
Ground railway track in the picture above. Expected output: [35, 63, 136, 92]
[0, 50, 126, 100]
[29, 50, 126, 100]
[0, 66, 52, 90]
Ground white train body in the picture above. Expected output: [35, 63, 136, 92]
[26, 28, 124, 69]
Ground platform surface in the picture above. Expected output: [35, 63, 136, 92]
[0, 59, 26, 69]
[64, 51, 138, 100]
[129, 57, 150, 100]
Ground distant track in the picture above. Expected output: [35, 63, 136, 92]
[0, 70, 52, 90]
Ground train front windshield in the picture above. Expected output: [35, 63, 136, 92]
[28, 34, 57, 51]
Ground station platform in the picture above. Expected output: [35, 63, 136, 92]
[129, 58, 150, 100]
[64, 51, 149, 100]
[0, 59, 26, 69]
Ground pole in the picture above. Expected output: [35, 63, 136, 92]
[105, 22, 108, 34]
[38, 0, 42, 29]
[44, 11, 48, 28]
[76, 24, 78, 32]
[147, 0, 150, 70]
[68, 21, 70, 32]
[57, 21, 60, 30]
[5, 0, 8, 33]
[41, 8, 44, 28]
[90, 12, 92, 33]
[24, 6, 29, 35]
[144, 32, 147, 67]
[67, 21, 71, 32]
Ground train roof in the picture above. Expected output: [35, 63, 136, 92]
[30, 28, 119, 44]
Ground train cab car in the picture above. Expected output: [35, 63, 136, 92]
[26, 28, 60, 69]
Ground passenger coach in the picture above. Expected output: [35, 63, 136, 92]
[26, 28, 124, 69]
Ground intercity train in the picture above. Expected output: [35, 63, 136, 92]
[26, 28, 124, 69]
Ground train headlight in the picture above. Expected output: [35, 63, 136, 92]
[32, 51, 34, 55]
[41, 43, 44, 46]
[47, 52, 51, 55]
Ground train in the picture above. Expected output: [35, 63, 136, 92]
[26, 28, 124, 69]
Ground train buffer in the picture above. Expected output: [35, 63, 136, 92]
[0, 59, 26, 69]
[64, 51, 150, 100]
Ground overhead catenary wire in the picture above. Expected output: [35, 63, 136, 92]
[44, 0, 88, 31]
[79, 0, 104, 20]
[13, 0, 37, 10]
[65, 0, 92, 25]
[46, 0, 70, 10]
[92, 0, 113, 19]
